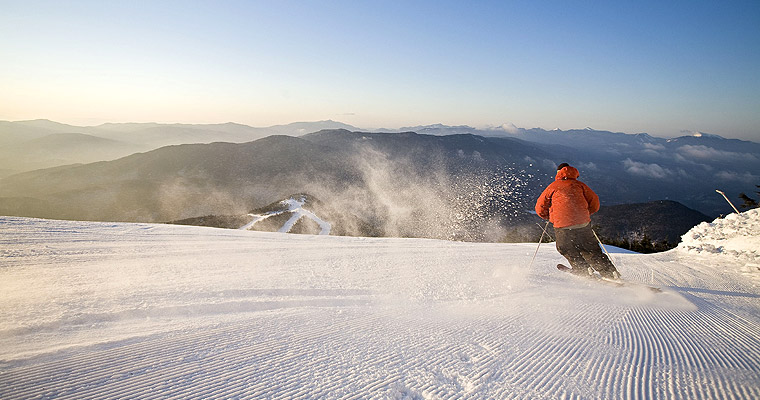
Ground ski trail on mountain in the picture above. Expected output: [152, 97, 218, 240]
[278, 198, 331, 235]
[239, 197, 331, 234]
[239, 213, 268, 230]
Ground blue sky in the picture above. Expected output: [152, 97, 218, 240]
[1, 0, 759, 140]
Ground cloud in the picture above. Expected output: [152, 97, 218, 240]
[715, 170, 759, 182]
[641, 149, 662, 157]
[543, 159, 559, 170]
[642, 143, 665, 151]
[622, 159, 673, 179]
[677, 145, 758, 162]
[672, 153, 714, 170]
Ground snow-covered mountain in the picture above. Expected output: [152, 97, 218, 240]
[1, 210, 758, 398]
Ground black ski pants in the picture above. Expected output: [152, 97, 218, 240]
[555, 224, 616, 276]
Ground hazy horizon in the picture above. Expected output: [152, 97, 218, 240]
[2, 1, 759, 141]
[4, 117, 758, 142]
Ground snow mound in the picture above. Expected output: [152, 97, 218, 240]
[677, 208, 760, 267]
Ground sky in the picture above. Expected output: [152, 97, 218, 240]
[1, 0, 759, 140]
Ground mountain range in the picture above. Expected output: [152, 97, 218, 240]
[0, 120, 757, 246]
[0, 119, 354, 178]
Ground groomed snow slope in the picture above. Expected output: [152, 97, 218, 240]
[1, 215, 759, 399]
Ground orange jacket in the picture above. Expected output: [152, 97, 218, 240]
[535, 166, 600, 228]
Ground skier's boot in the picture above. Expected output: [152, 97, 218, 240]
[599, 268, 621, 280]
[571, 266, 594, 277]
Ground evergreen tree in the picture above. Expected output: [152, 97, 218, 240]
[738, 185, 760, 210]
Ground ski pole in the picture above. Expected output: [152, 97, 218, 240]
[715, 189, 740, 214]
[535, 222, 554, 241]
[528, 221, 550, 269]
[592, 229, 611, 258]
[592, 229, 620, 279]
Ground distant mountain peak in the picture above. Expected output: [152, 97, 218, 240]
[399, 123, 475, 132]
[484, 123, 522, 134]
[15, 119, 81, 131]
[680, 130, 725, 139]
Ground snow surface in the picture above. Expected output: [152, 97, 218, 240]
[1, 213, 759, 399]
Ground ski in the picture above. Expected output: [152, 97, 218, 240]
[557, 264, 662, 293]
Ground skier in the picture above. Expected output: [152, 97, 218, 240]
[535, 163, 619, 279]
